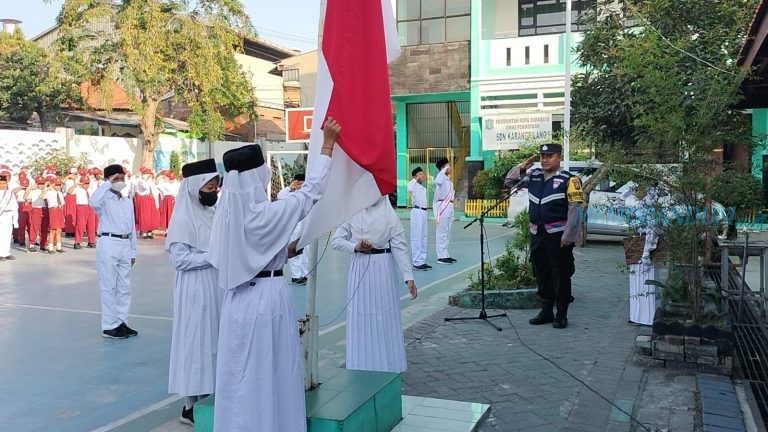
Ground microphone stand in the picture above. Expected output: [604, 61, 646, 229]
[445, 177, 528, 331]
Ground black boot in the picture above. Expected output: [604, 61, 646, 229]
[553, 301, 569, 329]
[529, 301, 555, 325]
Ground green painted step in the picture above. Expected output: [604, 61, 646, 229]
[194, 368, 402, 432]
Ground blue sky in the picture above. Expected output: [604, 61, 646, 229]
[2, 0, 320, 52]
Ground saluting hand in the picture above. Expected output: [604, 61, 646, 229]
[519, 154, 537, 171]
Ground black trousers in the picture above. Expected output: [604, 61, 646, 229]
[530, 230, 575, 304]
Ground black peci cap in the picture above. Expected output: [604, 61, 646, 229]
[104, 164, 125, 179]
[223, 145, 265, 173]
[293, 173, 305, 182]
[182, 159, 217, 178]
[436, 158, 449, 170]
[411, 166, 423, 177]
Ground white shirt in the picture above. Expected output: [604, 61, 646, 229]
[407, 179, 427, 209]
[433, 167, 454, 204]
[44, 190, 65, 208]
[90, 181, 138, 257]
[15, 189, 25, 202]
[29, 189, 45, 208]
[73, 187, 90, 205]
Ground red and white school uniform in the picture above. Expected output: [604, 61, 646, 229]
[135, 178, 160, 232]
[74, 186, 97, 245]
[63, 178, 77, 234]
[44, 189, 66, 230]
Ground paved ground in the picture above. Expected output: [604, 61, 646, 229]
[3, 220, 760, 431]
[0, 220, 511, 432]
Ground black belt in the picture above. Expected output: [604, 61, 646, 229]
[98, 232, 131, 239]
[436, 200, 454, 203]
[413, 206, 427, 210]
[250, 270, 284, 284]
[357, 248, 391, 255]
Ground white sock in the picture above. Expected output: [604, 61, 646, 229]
[56, 243, 62, 250]
[185, 396, 197, 409]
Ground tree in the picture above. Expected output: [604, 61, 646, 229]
[0, 29, 80, 130]
[572, 0, 757, 320]
[50, 0, 258, 168]
[168, 150, 181, 177]
[29, 148, 91, 177]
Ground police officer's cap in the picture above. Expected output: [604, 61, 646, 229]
[539, 143, 562, 155]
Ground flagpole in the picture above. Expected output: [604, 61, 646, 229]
[302, 0, 327, 393]
[563, 0, 572, 170]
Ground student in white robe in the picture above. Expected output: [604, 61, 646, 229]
[331, 196, 418, 373]
[277, 173, 309, 284]
[433, 157, 456, 264]
[90, 164, 138, 339]
[208, 118, 340, 432]
[165, 158, 222, 426]
[407, 166, 430, 270]
[0, 167, 19, 260]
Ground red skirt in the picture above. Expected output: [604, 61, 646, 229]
[159, 196, 175, 230]
[48, 207, 65, 230]
[63, 193, 77, 233]
[135, 195, 160, 232]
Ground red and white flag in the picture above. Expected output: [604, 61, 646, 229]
[298, 0, 401, 247]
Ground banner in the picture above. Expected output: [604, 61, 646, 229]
[482, 113, 553, 150]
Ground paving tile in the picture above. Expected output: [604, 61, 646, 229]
[702, 412, 746, 431]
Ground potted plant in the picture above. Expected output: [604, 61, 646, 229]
[449, 210, 539, 309]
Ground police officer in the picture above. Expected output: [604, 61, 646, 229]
[504, 144, 583, 329]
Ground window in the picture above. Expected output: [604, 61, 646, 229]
[524, 46, 530, 65]
[506, 47, 511, 66]
[518, 0, 596, 36]
[397, 0, 471, 45]
[543, 44, 549, 63]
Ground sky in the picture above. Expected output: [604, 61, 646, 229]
[1, 0, 321, 52]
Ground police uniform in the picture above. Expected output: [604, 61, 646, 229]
[505, 144, 583, 328]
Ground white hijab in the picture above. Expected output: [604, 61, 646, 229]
[209, 164, 303, 290]
[164, 172, 218, 252]
[344, 195, 403, 249]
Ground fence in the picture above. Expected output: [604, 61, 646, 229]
[464, 199, 508, 218]
[0, 128, 279, 174]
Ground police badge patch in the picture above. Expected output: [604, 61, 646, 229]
[553, 179, 563, 189]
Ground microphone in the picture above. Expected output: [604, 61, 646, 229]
[507, 173, 530, 194]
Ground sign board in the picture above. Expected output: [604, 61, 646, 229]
[286, 108, 314, 142]
[482, 113, 553, 151]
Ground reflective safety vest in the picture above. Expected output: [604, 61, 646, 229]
[528, 168, 575, 234]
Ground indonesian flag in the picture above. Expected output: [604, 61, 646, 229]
[298, 0, 401, 247]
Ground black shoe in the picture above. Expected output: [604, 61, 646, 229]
[47, 249, 55, 255]
[529, 310, 555, 325]
[446, 257, 458, 263]
[553, 317, 568, 329]
[424, 264, 433, 269]
[296, 277, 307, 285]
[18, 243, 25, 248]
[437, 258, 453, 264]
[292, 278, 300, 284]
[180, 406, 194, 425]
[118, 323, 138, 337]
[74, 244, 82, 250]
[5, 255, 15, 261]
[102, 327, 128, 339]
[413, 264, 430, 271]
[87, 243, 96, 248]
[56, 249, 65, 253]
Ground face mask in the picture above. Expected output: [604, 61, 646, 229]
[199, 190, 218, 207]
[111, 182, 126, 192]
